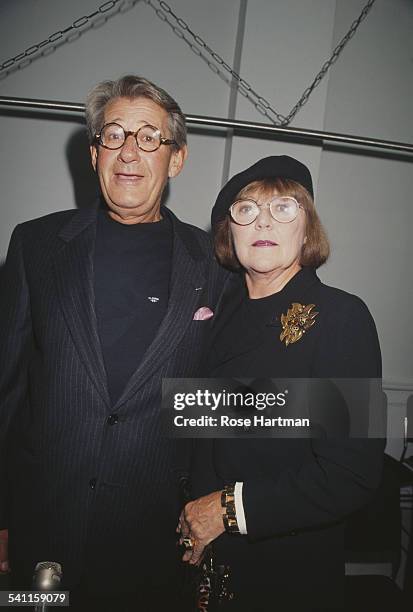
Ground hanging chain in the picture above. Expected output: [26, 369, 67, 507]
[1, 0, 376, 126]
[284, 0, 376, 124]
[144, 0, 288, 125]
[0, 0, 122, 72]
[146, 0, 376, 126]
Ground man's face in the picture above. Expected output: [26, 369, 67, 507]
[90, 96, 187, 223]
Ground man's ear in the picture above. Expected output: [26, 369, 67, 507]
[168, 145, 188, 178]
[90, 145, 98, 172]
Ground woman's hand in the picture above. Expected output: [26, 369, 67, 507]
[177, 491, 225, 565]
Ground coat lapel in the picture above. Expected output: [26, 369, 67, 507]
[113, 210, 208, 410]
[53, 205, 110, 408]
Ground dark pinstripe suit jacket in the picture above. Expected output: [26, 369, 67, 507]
[0, 203, 228, 592]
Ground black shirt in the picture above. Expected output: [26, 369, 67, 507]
[94, 210, 172, 403]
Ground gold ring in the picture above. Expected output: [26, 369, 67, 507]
[182, 537, 195, 550]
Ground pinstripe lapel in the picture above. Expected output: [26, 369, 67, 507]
[53, 205, 110, 408]
[112, 211, 208, 410]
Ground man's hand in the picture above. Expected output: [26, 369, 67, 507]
[177, 491, 225, 565]
[0, 529, 9, 574]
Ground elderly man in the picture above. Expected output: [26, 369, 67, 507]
[0, 75, 225, 610]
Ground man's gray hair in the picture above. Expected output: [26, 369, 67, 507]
[85, 74, 186, 149]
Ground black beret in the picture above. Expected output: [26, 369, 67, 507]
[211, 155, 314, 227]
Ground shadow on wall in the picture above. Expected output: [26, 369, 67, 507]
[0, 108, 100, 210]
[66, 127, 99, 209]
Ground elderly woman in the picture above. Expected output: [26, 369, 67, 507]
[179, 156, 385, 611]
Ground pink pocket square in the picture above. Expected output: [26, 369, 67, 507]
[193, 306, 214, 321]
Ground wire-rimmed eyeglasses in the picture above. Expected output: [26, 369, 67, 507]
[229, 197, 305, 225]
[94, 122, 177, 152]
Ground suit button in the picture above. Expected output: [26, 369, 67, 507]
[107, 414, 119, 425]
[89, 478, 97, 489]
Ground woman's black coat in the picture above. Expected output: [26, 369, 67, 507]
[191, 267, 385, 611]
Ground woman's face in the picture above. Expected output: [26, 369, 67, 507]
[230, 187, 307, 276]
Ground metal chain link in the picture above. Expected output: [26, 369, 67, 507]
[144, 0, 288, 125]
[0, 0, 122, 72]
[1, 0, 376, 126]
[145, 1, 229, 80]
[284, 0, 376, 124]
[146, 0, 376, 126]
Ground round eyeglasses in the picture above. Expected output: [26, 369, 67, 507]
[94, 122, 177, 152]
[229, 196, 305, 225]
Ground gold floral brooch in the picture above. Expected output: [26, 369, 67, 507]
[280, 303, 319, 347]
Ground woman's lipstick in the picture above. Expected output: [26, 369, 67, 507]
[252, 240, 277, 247]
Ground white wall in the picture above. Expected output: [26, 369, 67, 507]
[316, 0, 413, 454]
[0, 0, 412, 450]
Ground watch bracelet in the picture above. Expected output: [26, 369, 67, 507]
[221, 483, 240, 534]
